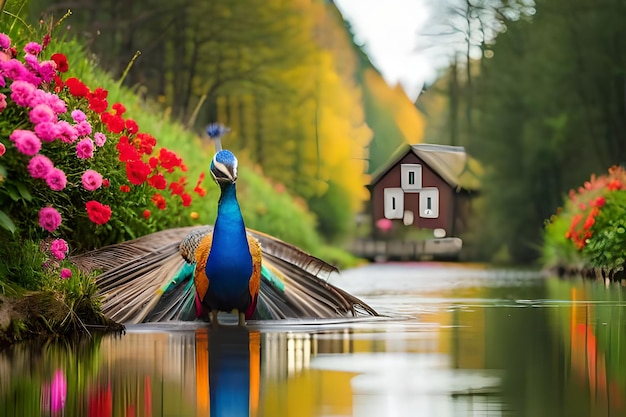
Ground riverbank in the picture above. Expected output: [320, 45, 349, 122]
[0, 292, 123, 348]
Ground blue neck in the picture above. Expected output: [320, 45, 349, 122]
[205, 183, 252, 290]
[216, 184, 245, 230]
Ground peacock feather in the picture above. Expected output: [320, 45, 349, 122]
[71, 149, 377, 325]
[71, 225, 377, 324]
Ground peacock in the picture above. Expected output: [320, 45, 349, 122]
[70, 128, 376, 325]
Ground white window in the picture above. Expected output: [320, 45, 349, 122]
[419, 188, 439, 218]
[384, 188, 404, 219]
[401, 164, 422, 191]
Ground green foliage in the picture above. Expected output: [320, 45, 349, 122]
[542, 166, 626, 275]
[308, 180, 354, 243]
[237, 164, 321, 251]
[0, 236, 47, 289]
[541, 211, 583, 270]
[582, 191, 626, 273]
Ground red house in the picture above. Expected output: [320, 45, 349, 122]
[368, 144, 480, 239]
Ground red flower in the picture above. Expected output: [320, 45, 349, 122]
[570, 214, 583, 228]
[151, 193, 166, 210]
[89, 97, 108, 114]
[194, 185, 206, 197]
[103, 178, 110, 188]
[65, 77, 90, 97]
[181, 193, 192, 207]
[51, 53, 69, 73]
[194, 172, 206, 197]
[607, 179, 622, 191]
[86, 200, 112, 225]
[112, 102, 126, 116]
[120, 185, 131, 193]
[595, 196, 606, 207]
[147, 174, 167, 190]
[91, 87, 108, 100]
[158, 148, 183, 172]
[169, 177, 186, 196]
[42, 33, 51, 49]
[136, 133, 156, 155]
[125, 119, 139, 134]
[117, 137, 141, 162]
[583, 215, 595, 230]
[101, 113, 125, 133]
[52, 74, 64, 93]
[126, 160, 152, 185]
[590, 196, 606, 207]
[143, 209, 151, 219]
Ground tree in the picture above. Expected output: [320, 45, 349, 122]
[467, 0, 626, 262]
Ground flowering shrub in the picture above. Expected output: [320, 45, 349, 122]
[544, 166, 626, 275]
[0, 26, 206, 278]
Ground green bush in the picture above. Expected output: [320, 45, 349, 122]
[543, 166, 626, 275]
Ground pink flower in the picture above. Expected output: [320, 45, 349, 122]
[60, 268, 72, 279]
[27, 154, 54, 179]
[1, 59, 38, 84]
[71, 110, 86, 123]
[42, 92, 66, 114]
[50, 239, 69, 260]
[75, 120, 92, 137]
[0, 143, 5, 157]
[81, 169, 103, 191]
[10, 129, 41, 155]
[0, 33, 10, 49]
[24, 53, 39, 73]
[34, 122, 58, 142]
[9, 80, 36, 106]
[24, 42, 42, 56]
[29, 103, 56, 124]
[376, 218, 393, 232]
[0, 93, 6, 113]
[76, 138, 94, 159]
[93, 132, 107, 147]
[56, 121, 78, 143]
[45, 168, 67, 191]
[38, 60, 56, 82]
[38, 207, 62, 232]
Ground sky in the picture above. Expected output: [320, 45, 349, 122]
[334, 0, 458, 101]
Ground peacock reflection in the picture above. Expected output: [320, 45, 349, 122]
[195, 327, 258, 417]
[196, 325, 356, 417]
[98, 326, 346, 417]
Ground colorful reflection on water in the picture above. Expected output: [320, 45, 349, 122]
[2, 263, 626, 416]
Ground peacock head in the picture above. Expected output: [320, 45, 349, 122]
[210, 150, 238, 185]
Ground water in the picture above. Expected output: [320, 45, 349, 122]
[2, 262, 626, 417]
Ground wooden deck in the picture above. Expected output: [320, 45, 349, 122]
[350, 237, 462, 261]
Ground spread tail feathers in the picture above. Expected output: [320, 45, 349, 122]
[71, 226, 377, 324]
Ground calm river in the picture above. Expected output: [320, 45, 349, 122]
[1, 262, 625, 417]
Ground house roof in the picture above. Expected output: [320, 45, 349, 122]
[370, 143, 481, 192]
